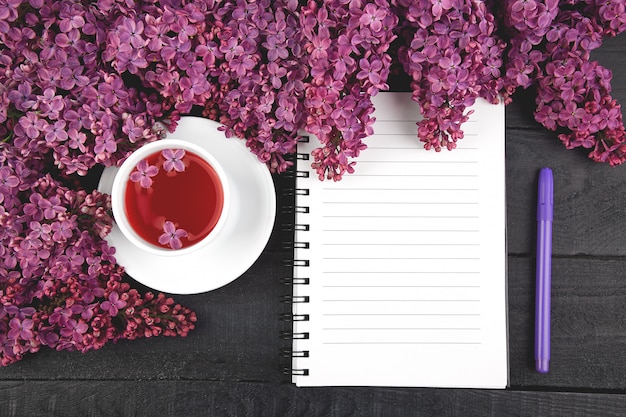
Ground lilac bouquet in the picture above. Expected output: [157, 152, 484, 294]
[393, 0, 506, 152]
[3, 0, 625, 178]
[499, 0, 626, 165]
[100, 0, 397, 179]
[1, 0, 626, 365]
[0, 0, 195, 365]
[0, 0, 169, 176]
[0, 145, 196, 366]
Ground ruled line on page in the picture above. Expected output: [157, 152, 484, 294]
[321, 229, 479, 232]
[365, 146, 479, 150]
[321, 271, 480, 274]
[321, 342, 483, 345]
[322, 243, 480, 246]
[322, 215, 480, 219]
[321, 257, 479, 260]
[356, 160, 479, 164]
[322, 313, 481, 316]
[322, 327, 482, 331]
[322, 285, 480, 289]
[350, 173, 479, 177]
[372, 119, 416, 122]
[321, 201, 479, 205]
[321, 188, 479, 191]
[322, 299, 481, 302]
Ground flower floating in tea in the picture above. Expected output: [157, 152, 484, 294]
[162, 149, 186, 173]
[130, 160, 159, 189]
[158, 221, 189, 250]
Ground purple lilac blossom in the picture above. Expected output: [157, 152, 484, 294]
[3, 0, 622, 179]
[0, 1, 166, 176]
[0, 144, 196, 366]
[393, 0, 506, 152]
[500, 0, 626, 165]
[161, 148, 186, 172]
[158, 221, 189, 250]
[129, 159, 159, 189]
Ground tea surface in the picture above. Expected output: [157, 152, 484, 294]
[124, 149, 224, 249]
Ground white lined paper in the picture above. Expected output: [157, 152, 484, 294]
[292, 92, 507, 388]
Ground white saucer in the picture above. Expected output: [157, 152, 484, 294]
[97, 117, 276, 294]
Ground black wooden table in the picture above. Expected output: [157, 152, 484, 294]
[1, 34, 625, 417]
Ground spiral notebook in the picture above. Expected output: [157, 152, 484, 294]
[288, 92, 508, 388]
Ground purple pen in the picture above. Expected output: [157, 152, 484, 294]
[535, 168, 553, 374]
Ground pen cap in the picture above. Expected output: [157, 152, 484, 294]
[537, 168, 553, 222]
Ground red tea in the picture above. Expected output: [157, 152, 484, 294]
[124, 148, 224, 250]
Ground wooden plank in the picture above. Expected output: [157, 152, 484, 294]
[592, 32, 626, 106]
[0, 381, 623, 417]
[0, 250, 292, 383]
[505, 127, 626, 256]
[507, 257, 626, 390]
[0, 258, 622, 393]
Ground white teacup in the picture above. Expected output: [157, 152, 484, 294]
[111, 139, 230, 257]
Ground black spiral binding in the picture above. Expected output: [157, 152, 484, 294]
[281, 146, 311, 378]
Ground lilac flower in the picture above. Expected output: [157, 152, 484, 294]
[118, 18, 146, 49]
[59, 13, 85, 33]
[360, 4, 387, 32]
[263, 33, 289, 61]
[158, 221, 188, 250]
[28, 221, 52, 242]
[267, 62, 287, 89]
[59, 318, 88, 342]
[51, 220, 74, 241]
[85, 255, 102, 277]
[176, 20, 198, 44]
[161, 148, 186, 172]
[357, 57, 383, 87]
[67, 129, 87, 152]
[18, 113, 46, 139]
[122, 116, 147, 143]
[44, 120, 69, 144]
[431, 0, 455, 19]
[309, 35, 331, 60]
[179, 75, 210, 103]
[100, 292, 127, 316]
[0, 167, 19, 191]
[220, 37, 244, 61]
[116, 47, 148, 74]
[8, 318, 34, 341]
[37, 88, 65, 118]
[7, 82, 37, 111]
[130, 159, 158, 188]
[230, 55, 256, 77]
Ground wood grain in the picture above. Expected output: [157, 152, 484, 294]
[505, 127, 626, 257]
[507, 258, 626, 390]
[0, 255, 623, 395]
[0, 381, 624, 417]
